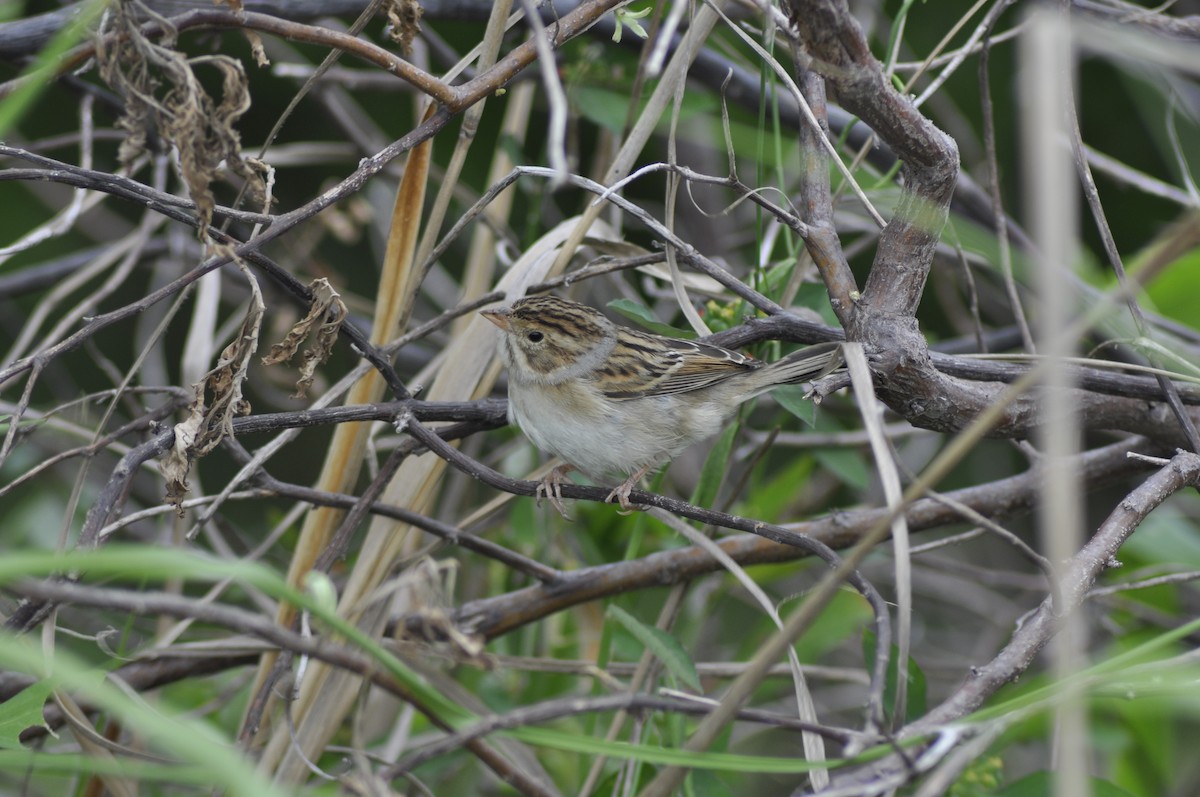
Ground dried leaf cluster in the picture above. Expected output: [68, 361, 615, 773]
[94, 0, 266, 237]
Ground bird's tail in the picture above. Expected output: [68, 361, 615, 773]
[762, 341, 845, 387]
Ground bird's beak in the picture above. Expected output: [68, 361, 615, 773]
[481, 307, 511, 330]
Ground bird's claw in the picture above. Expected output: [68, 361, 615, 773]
[604, 484, 637, 514]
[604, 465, 652, 513]
[536, 464, 575, 520]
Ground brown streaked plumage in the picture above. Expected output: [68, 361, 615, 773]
[482, 295, 842, 515]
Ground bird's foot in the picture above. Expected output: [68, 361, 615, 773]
[536, 464, 576, 520]
[604, 465, 653, 513]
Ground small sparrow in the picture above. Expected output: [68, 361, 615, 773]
[482, 295, 842, 515]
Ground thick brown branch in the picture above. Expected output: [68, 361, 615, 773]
[795, 68, 858, 326]
[784, 0, 958, 319]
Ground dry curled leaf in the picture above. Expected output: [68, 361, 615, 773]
[95, 1, 266, 238]
[211, 0, 269, 64]
[162, 257, 265, 509]
[244, 30, 269, 67]
[385, 0, 423, 56]
[162, 387, 204, 509]
[261, 278, 346, 398]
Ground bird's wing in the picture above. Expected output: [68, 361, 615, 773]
[598, 329, 759, 399]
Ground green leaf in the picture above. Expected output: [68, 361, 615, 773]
[574, 86, 642, 133]
[574, 86, 717, 136]
[607, 605, 701, 692]
[691, 422, 739, 508]
[606, 299, 695, 338]
[772, 384, 817, 425]
[688, 769, 733, 796]
[0, 0, 106, 138]
[1109, 707, 1171, 797]
[509, 725, 849, 772]
[747, 454, 816, 520]
[862, 631, 928, 725]
[814, 448, 870, 490]
[789, 589, 872, 662]
[1138, 239, 1200, 330]
[0, 680, 53, 749]
[1121, 502, 1200, 570]
[996, 772, 1138, 797]
[0, 751, 233, 785]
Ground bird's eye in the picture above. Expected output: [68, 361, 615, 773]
[527, 331, 544, 343]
